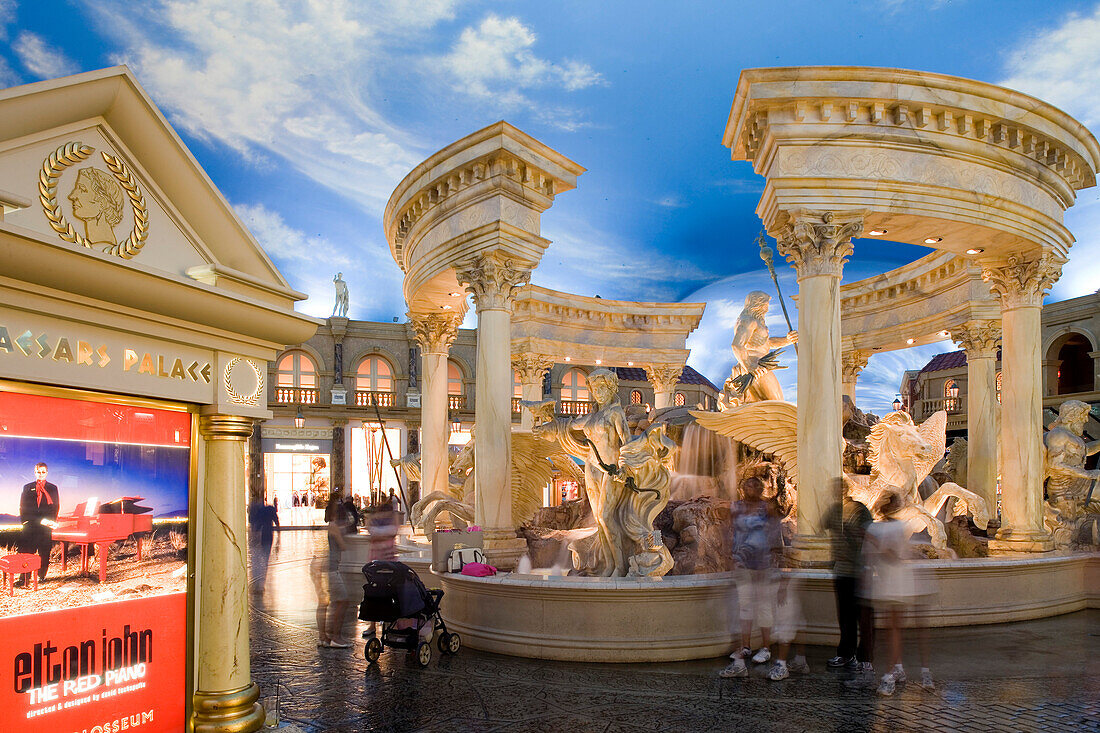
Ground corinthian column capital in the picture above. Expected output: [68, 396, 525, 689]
[454, 252, 532, 311]
[645, 363, 683, 393]
[511, 353, 554, 383]
[951, 320, 1002, 359]
[980, 253, 1063, 309]
[775, 211, 864, 279]
[408, 311, 463, 354]
[841, 350, 871, 381]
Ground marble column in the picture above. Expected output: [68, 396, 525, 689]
[841, 350, 870, 405]
[331, 419, 347, 494]
[951, 320, 1001, 512]
[409, 312, 462, 504]
[192, 415, 264, 733]
[513, 353, 554, 430]
[981, 254, 1062, 553]
[645, 364, 683, 410]
[247, 428, 264, 504]
[776, 211, 863, 563]
[455, 253, 532, 557]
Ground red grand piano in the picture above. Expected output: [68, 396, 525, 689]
[53, 496, 154, 583]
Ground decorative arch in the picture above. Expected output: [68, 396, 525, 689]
[346, 346, 407, 382]
[1045, 330, 1095, 395]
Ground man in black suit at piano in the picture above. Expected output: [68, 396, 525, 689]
[18, 462, 60, 585]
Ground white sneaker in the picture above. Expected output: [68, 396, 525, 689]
[729, 646, 751, 660]
[877, 673, 896, 696]
[767, 661, 789, 680]
[719, 659, 748, 678]
[789, 657, 810, 675]
[920, 669, 935, 690]
[751, 647, 771, 664]
[892, 665, 907, 684]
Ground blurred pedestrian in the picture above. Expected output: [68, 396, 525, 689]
[823, 478, 875, 680]
[311, 492, 354, 648]
[720, 476, 782, 678]
[248, 499, 280, 595]
[766, 573, 810, 680]
[864, 490, 934, 695]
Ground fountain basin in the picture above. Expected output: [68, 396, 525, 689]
[437, 553, 1100, 662]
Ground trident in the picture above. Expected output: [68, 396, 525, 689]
[757, 231, 796, 354]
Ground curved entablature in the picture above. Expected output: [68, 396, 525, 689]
[839, 251, 999, 353]
[724, 66, 1100, 259]
[511, 284, 706, 367]
[384, 121, 584, 315]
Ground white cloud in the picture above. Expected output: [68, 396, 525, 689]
[440, 14, 604, 129]
[13, 31, 78, 79]
[86, 0, 458, 206]
[1000, 3, 1100, 127]
[0, 56, 19, 88]
[234, 201, 404, 320]
[0, 0, 16, 40]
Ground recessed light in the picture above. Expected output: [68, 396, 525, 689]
[441, 304, 453, 310]
[595, 359, 602, 365]
[628, 361, 633, 366]
[906, 338, 915, 345]
[924, 237, 943, 244]
[448, 291, 462, 297]
[564, 356, 571, 362]
[965, 248, 984, 255]
[868, 229, 888, 236]
[940, 330, 949, 337]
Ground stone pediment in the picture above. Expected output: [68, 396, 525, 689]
[0, 67, 306, 312]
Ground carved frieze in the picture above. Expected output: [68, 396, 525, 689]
[775, 211, 864, 278]
[454, 253, 532, 311]
[980, 254, 1063, 309]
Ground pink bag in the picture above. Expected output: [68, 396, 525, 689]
[460, 562, 497, 577]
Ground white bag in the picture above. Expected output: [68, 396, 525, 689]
[447, 546, 485, 573]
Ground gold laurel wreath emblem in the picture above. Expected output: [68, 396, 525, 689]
[38, 141, 150, 259]
[223, 358, 265, 406]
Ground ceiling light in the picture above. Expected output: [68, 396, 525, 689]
[441, 304, 453, 310]
[940, 330, 950, 337]
[965, 248, 984, 255]
[595, 359, 602, 365]
[448, 292, 462, 297]
[906, 338, 915, 345]
[868, 229, 888, 236]
[628, 361, 634, 366]
[924, 237, 942, 244]
[564, 356, 571, 362]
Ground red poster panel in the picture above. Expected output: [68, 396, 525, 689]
[1, 594, 186, 732]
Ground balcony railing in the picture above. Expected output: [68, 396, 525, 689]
[274, 386, 317, 404]
[917, 396, 965, 419]
[448, 394, 467, 410]
[559, 400, 596, 416]
[355, 390, 396, 408]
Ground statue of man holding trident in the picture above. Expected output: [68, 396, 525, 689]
[721, 233, 798, 407]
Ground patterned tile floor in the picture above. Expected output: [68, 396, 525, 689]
[249, 531, 1100, 732]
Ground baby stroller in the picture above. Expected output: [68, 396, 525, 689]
[358, 560, 461, 667]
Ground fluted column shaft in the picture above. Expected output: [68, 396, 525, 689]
[409, 313, 462, 504]
[456, 254, 532, 543]
[981, 255, 1062, 552]
[777, 211, 863, 563]
[193, 414, 264, 733]
[951, 321, 1001, 512]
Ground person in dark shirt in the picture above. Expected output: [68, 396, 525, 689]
[18, 462, 60, 584]
[249, 500, 280, 594]
[822, 478, 874, 678]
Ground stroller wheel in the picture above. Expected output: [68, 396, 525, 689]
[416, 641, 432, 667]
[446, 632, 461, 654]
[365, 637, 382, 663]
[437, 632, 450, 653]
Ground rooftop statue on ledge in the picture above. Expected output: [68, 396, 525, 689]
[1043, 399, 1100, 548]
[332, 272, 349, 318]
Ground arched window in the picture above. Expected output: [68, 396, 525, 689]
[630, 389, 643, 405]
[561, 368, 589, 402]
[512, 370, 522, 398]
[275, 351, 317, 403]
[944, 379, 959, 412]
[996, 371, 1002, 404]
[674, 392, 686, 407]
[356, 355, 395, 406]
[1055, 333, 1094, 394]
[447, 361, 464, 395]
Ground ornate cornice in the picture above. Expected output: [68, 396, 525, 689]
[980, 253, 1064, 309]
[951, 320, 1002, 359]
[775, 211, 864, 278]
[841, 350, 871, 381]
[511, 353, 554, 383]
[645, 363, 683, 393]
[408, 311, 463, 354]
[454, 252, 532, 311]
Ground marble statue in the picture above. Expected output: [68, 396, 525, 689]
[1042, 399, 1100, 547]
[692, 403, 990, 550]
[531, 368, 677, 577]
[332, 272, 349, 317]
[721, 291, 797, 407]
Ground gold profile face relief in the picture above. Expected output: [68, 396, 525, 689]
[39, 141, 150, 259]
